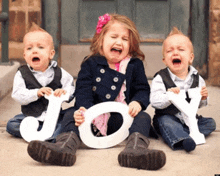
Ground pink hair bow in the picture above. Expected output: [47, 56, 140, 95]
[96, 13, 111, 34]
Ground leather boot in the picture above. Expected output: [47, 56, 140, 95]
[118, 132, 166, 170]
[27, 131, 80, 166]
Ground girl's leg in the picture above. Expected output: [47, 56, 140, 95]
[6, 113, 26, 138]
[107, 113, 123, 135]
[60, 107, 79, 135]
[129, 111, 151, 137]
[118, 112, 166, 170]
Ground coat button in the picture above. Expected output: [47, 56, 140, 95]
[100, 69, 105, 74]
[96, 77, 101, 82]
[92, 86, 96, 91]
[106, 94, 111, 99]
[113, 77, 119, 82]
[111, 85, 116, 90]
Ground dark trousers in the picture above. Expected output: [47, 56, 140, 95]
[61, 107, 152, 138]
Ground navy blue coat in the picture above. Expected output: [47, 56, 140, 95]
[74, 56, 150, 110]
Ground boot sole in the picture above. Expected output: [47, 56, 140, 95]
[118, 150, 166, 170]
[27, 141, 76, 166]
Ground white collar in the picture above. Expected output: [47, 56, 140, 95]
[167, 65, 198, 82]
[27, 60, 57, 73]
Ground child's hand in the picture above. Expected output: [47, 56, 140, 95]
[74, 107, 87, 126]
[37, 87, 52, 97]
[201, 86, 208, 100]
[53, 89, 66, 97]
[167, 87, 180, 94]
[128, 101, 141, 117]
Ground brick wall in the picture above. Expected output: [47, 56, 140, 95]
[0, 0, 41, 59]
[209, 0, 220, 86]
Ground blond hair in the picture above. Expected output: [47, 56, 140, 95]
[23, 22, 54, 49]
[162, 27, 194, 56]
[88, 14, 144, 61]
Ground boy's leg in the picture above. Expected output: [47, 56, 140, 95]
[51, 109, 68, 139]
[198, 116, 216, 136]
[153, 114, 195, 151]
[118, 111, 166, 170]
[6, 113, 26, 138]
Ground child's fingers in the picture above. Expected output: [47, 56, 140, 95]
[79, 107, 87, 112]
[54, 89, 66, 97]
[128, 106, 140, 117]
[37, 90, 44, 97]
[168, 87, 180, 94]
[44, 88, 52, 95]
[73, 107, 87, 126]
[74, 114, 85, 126]
[128, 101, 141, 117]
[129, 108, 136, 117]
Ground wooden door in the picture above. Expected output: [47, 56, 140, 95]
[42, 0, 197, 78]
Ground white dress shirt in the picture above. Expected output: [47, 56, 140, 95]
[150, 66, 207, 122]
[12, 60, 75, 121]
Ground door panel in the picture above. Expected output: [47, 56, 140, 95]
[79, 0, 116, 41]
[135, 0, 169, 41]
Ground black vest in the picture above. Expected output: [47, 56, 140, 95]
[19, 65, 62, 117]
[154, 68, 199, 117]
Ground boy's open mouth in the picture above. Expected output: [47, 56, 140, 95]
[32, 57, 40, 62]
[172, 58, 181, 65]
[111, 48, 122, 54]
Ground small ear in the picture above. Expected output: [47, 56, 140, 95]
[189, 53, 194, 65]
[162, 57, 167, 65]
[49, 49, 55, 60]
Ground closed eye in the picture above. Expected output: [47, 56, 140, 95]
[111, 35, 117, 39]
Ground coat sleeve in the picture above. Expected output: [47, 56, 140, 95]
[129, 59, 151, 110]
[74, 59, 95, 109]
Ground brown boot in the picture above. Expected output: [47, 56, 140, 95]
[118, 132, 166, 170]
[27, 131, 80, 166]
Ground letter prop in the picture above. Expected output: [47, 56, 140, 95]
[167, 87, 206, 145]
[20, 91, 69, 142]
[79, 102, 134, 149]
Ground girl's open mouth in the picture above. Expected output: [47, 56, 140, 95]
[111, 48, 122, 54]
